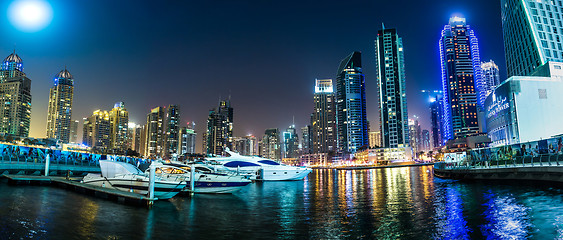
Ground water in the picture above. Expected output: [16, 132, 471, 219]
[1, 166, 563, 239]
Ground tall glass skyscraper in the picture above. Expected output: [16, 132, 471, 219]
[165, 104, 180, 158]
[0, 52, 31, 137]
[311, 78, 336, 153]
[481, 60, 500, 96]
[335, 52, 368, 153]
[109, 102, 129, 153]
[46, 68, 74, 143]
[439, 17, 484, 142]
[375, 27, 409, 148]
[501, 0, 563, 77]
[205, 100, 233, 155]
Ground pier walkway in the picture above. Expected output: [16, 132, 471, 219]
[434, 153, 563, 183]
[1, 175, 157, 206]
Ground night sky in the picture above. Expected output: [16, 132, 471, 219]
[1, 0, 505, 152]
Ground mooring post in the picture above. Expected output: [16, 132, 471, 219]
[148, 164, 156, 200]
[45, 154, 50, 176]
[190, 163, 195, 196]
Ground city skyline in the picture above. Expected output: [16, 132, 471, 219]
[0, 0, 506, 152]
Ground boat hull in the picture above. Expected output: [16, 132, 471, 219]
[82, 175, 186, 200]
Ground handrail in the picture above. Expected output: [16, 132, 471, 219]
[435, 153, 563, 170]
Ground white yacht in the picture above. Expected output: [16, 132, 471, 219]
[206, 150, 312, 181]
[149, 161, 252, 194]
[82, 160, 186, 200]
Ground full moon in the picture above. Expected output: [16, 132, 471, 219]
[8, 0, 53, 32]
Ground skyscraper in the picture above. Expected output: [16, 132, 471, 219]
[283, 125, 299, 158]
[335, 52, 368, 153]
[233, 135, 257, 156]
[501, 0, 563, 77]
[300, 125, 311, 154]
[83, 110, 111, 151]
[429, 96, 443, 147]
[311, 79, 336, 153]
[164, 105, 180, 157]
[205, 100, 233, 155]
[70, 120, 79, 144]
[375, 27, 409, 148]
[178, 126, 197, 155]
[439, 17, 484, 142]
[481, 60, 501, 96]
[0, 52, 31, 137]
[109, 102, 128, 153]
[46, 68, 74, 143]
[127, 122, 143, 153]
[261, 128, 281, 160]
[145, 107, 165, 157]
[368, 131, 381, 148]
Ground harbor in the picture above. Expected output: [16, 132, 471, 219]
[2, 166, 563, 239]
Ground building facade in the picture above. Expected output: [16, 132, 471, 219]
[369, 131, 381, 148]
[178, 127, 197, 155]
[83, 110, 111, 151]
[46, 69, 74, 143]
[69, 120, 79, 143]
[486, 62, 563, 146]
[501, 0, 563, 77]
[0, 52, 31, 137]
[165, 105, 180, 157]
[481, 60, 501, 97]
[430, 96, 443, 147]
[145, 107, 165, 157]
[300, 125, 311, 154]
[439, 17, 484, 142]
[205, 100, 233, 155]
[261, 128, 281, 160]
[335, 52, 369, 153]
[311, 78, 336, 154]
[375, 27, 410, 148]
[283, 125, 299, 158]
[109, 102, 128, 153]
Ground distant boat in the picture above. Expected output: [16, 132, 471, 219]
[206, 150, 312, 181]
[148, 161, 252, 194]
[81, 160, 186, 200]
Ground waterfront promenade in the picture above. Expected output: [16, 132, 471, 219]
[434, 153, 563, 183]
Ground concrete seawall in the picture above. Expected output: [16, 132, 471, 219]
[434, 166, 563, 183]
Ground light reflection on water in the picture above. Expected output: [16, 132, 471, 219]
[1, 166, 563, 239]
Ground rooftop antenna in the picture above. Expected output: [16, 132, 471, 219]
[292, 115, 295, 127]
[381, 22, 385, 30]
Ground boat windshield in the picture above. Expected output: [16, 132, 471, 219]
[224, 161, 260, 167]
[258, 160, 280, 165]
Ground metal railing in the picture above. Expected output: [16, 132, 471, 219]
[435, 153, 563, 170]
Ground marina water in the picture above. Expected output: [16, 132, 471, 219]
[1, 166, 562, 239]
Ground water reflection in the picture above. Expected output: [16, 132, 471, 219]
[480, 191, 531, 239]
[1, 166, 563, 239]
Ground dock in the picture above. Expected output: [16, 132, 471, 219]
[1, 175, 157, 207]
[313, 162, 435, 170]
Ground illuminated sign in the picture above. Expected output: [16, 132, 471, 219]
[486, 93, 509, 118]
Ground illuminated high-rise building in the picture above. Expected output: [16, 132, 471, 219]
[109, 102, 128, 153]
[335, 52, 368, 153]
[233, 135, 257, 156]
[481, 60, 501, 96]
[178, 126, 196, 155]
[283, 125, 299, 158]
[375, 27, 409, 148]
[164, 105, 180, 158]
[46, 68, 74, 143]
[83, 110, 111, 151]
[261, 128, 281, 160]
[145, 107, 165, 157]
[368, 131, 381, 148]
[0, 51, 31, 137]
[205, 100, 233, 155]
[501, 0, 563, 77]
[70, 120, 79, 143]
[311, 79, 336, 153]
[300, 125, 311, 154]
[439, 17, 484, 142]
[127, 122, 143, 153]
